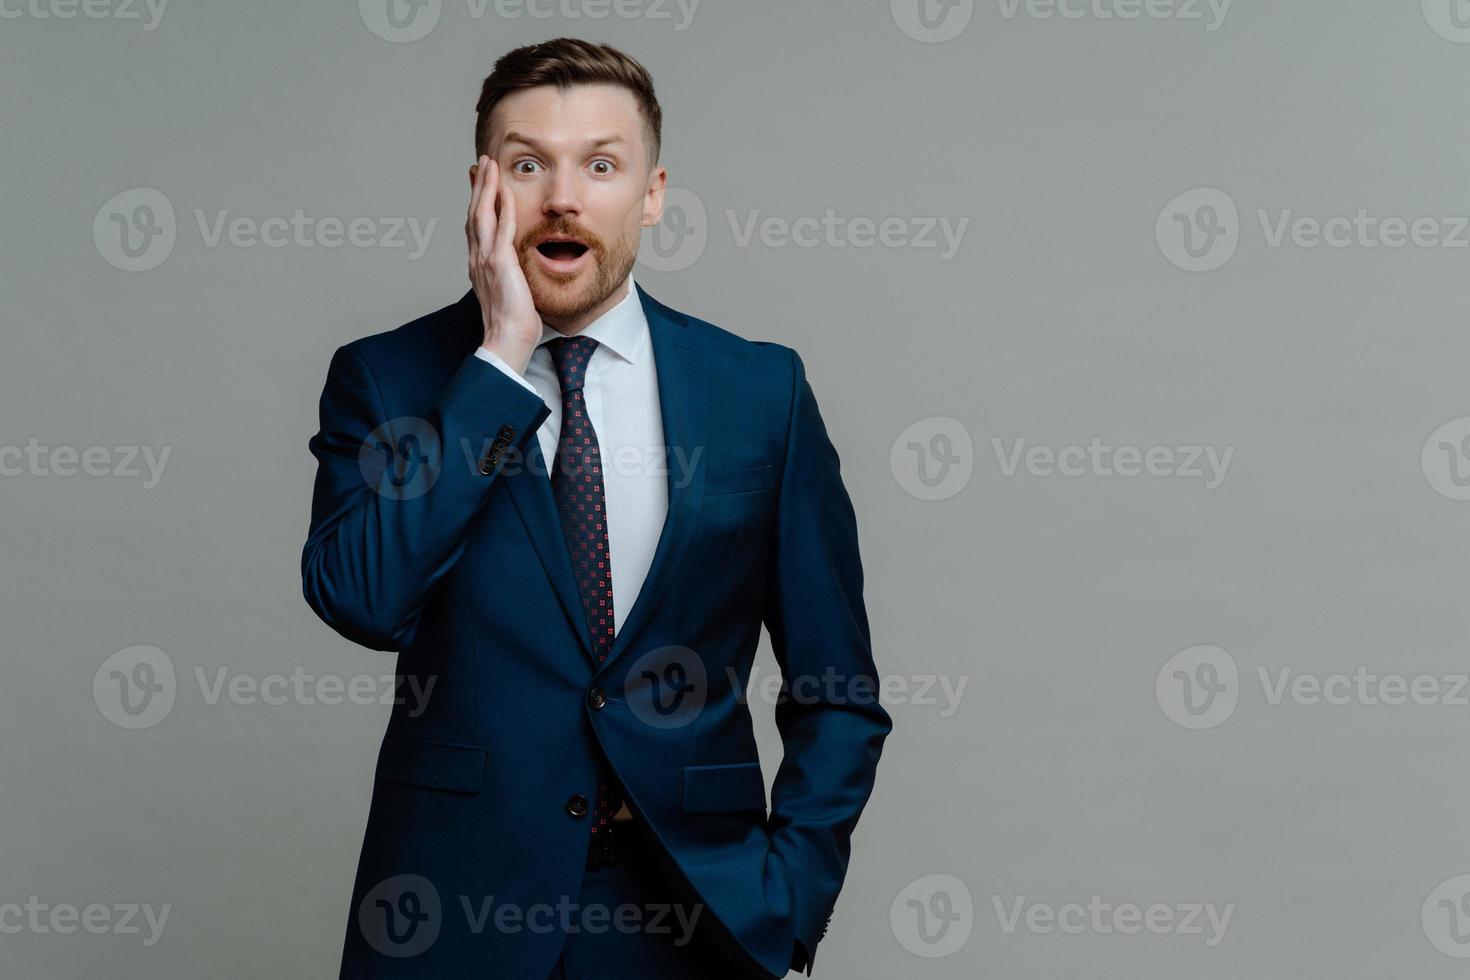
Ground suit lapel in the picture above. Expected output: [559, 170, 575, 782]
[456, 284, 707, 674]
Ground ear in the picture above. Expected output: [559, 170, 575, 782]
[641, 165, 668, 228]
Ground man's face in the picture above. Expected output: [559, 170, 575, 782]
[481, 83, 664, 322]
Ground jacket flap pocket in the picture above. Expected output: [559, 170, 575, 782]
[375, 733, 486, 795]
[683, 761, 767, 813]
[704, 464, 773, 496]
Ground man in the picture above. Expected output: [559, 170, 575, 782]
[301, 37, 891, 979]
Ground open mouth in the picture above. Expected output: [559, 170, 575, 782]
[535, 239, 591, 262]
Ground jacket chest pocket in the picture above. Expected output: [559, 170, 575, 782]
[698, 465, 775, 592]
[704, 463, 774, 497]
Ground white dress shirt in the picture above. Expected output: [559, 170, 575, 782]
[473, 277, 666, 637]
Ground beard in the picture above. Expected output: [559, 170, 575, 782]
[517, 219, 639, 322]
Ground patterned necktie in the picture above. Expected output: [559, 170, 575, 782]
[546, 335, 625, 836]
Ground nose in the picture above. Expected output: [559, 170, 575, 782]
[541, 166, 582, 221]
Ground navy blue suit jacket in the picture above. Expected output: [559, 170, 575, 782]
[301, 284, 892, 977]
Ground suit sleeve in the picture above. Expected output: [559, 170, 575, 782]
[301, 343, 550, 651]
[762, 346, 894, 976]
[473, 345, 541, 396]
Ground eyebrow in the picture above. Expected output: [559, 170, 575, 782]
[501, 132, 629, 153]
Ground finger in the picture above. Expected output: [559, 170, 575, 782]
[476, 158, 498, 257]
[467, 156, 485, 236]
[467, 155, 488, 265]
[492, 171, 517, 263]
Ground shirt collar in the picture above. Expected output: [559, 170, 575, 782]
[536, 276, 645, 365]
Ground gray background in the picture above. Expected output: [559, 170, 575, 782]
[4, 0, 1470, 976]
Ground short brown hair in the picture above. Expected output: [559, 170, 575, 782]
[474, 38, 662, 169]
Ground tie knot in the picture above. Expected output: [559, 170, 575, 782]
[546, 335, 599, 393]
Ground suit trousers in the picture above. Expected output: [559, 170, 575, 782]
[544, 849, 773, 980]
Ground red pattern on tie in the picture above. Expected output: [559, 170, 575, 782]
[547, 335, 625, 835]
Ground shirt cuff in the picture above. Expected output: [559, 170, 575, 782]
[474, 346, 539, 396]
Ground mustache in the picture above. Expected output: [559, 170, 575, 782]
[520, 223, 602, 252]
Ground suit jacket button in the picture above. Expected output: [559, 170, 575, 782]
[566, 794, 589, 817]
[587, 688, 606, 710]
